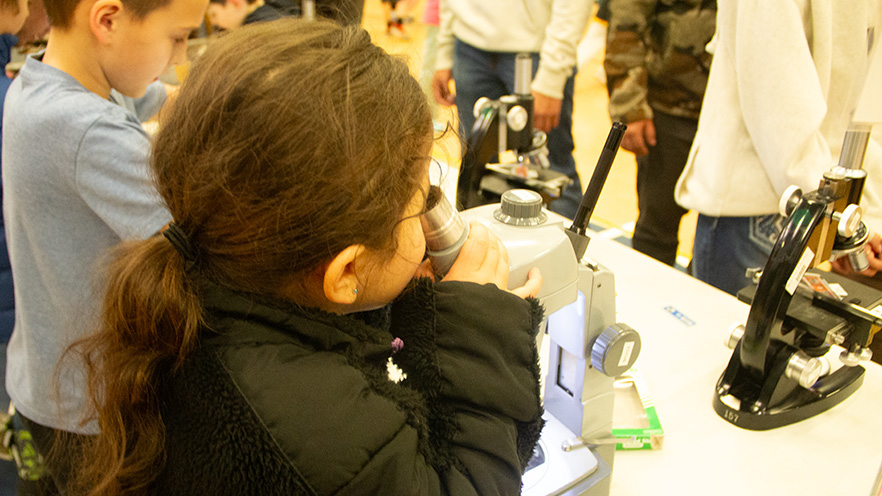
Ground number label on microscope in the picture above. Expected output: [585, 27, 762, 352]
[723, 409, 740, 424]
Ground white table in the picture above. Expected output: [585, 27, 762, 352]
[581, 235, 882, 495]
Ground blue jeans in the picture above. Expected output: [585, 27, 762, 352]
[452, 39, 582, 219]
[691, 214, 785, 296]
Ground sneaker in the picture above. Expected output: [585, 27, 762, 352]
[0, 409, 12, 462]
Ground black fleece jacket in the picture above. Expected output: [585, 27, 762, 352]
[152, 278, 545, 495]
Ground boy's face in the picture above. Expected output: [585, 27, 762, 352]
[206, 0, 247, 31]
[103, 0, 208, 97]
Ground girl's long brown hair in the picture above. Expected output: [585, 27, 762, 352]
[71, 19, 431, 494]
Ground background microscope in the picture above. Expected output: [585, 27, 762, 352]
[716, 124, 881, 430]
[455, 54, 572, 211]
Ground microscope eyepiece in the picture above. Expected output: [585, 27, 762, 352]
[420, 185, 469, 276]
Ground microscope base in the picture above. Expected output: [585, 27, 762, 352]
[712, 364, 865, 430]
[523, 412, 610, 496]
[722, 268, 878, 430]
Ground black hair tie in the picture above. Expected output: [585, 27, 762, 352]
[162, 222, 198, 263]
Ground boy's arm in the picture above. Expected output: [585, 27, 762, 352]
[75, 113, 171, 240]
[531, 0, 591, 101]
[109, 80, 168, 123]
[434, 0, 455, 73]
[431, 0, 456, 106]
[531, 0, 590, 131]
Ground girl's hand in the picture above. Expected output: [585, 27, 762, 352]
[441, 222, 542, 299]
[509, 267, 542, 300]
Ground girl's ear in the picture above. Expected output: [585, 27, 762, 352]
[89, 0, 124, 44]
[322, 244, 365, 305]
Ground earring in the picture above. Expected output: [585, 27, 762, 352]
[353, 288, 359, 295]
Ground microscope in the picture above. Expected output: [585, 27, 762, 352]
[456, 54, 572, 211]
[714, 125, 882, 430]
[422, 123, 641, 495]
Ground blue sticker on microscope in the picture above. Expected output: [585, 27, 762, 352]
[663, 306, 696, 327]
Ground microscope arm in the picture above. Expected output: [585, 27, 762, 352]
[739, 194, 828, 377]
[456, 106, 499, 209]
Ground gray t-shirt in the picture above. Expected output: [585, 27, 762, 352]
[2, 55, 171, 434]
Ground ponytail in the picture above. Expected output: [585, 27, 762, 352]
[71, 234, 203, 495]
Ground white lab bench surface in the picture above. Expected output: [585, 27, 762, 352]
[579, 235, 882, 495]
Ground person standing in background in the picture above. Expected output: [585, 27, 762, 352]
[1, 0, 32, 490]
[604, 0, 716, 267]
[675, 0, 882, 296]
[11, 0, 48, 47]
[380, 0, 415, 38]
[431, 0, 590, 219]
[207, 0, 287, 31]
[267, 0, 364, 24]
[0, 0, 27, 350]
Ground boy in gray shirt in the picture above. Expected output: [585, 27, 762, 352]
[3, 57, 170, 436]
[1, 0, 207, 487]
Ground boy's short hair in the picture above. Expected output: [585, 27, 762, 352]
[45, 0, 174, 29]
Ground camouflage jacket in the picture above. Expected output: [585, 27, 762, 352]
[604, 0, 716, 123]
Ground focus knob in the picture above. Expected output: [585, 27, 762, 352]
[779, 185, 802, 216]
[726, 323, 745, 350]
[591, 323, 641, 377]
[473, 97, 492, 118]
[507, 105, 529, 132]
[785, 351, 822, 388]
[837, 204, 862, 238]
[494, 189, 547, 226]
